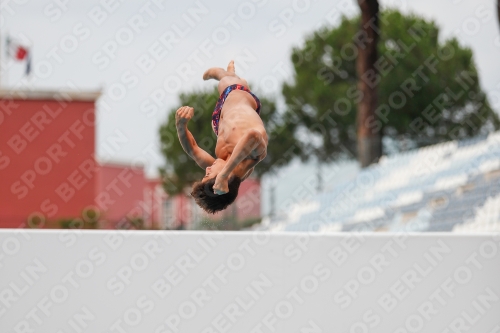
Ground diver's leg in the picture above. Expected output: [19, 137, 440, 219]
[203, 61, 250, 94]
[203, 60, 238, 80]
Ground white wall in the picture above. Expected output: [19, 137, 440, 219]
[1, 230, 500, 333]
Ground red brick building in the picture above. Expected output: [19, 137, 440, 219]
[0, 89, 164, 228]
[0, 90, 99, 228]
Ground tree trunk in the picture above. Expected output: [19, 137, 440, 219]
[316, 161, 322, 192]
[356, 0, 382, 167]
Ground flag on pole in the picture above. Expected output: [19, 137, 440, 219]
[6, 36, 32, 76]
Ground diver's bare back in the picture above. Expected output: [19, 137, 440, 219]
[215, 89, 268, 161]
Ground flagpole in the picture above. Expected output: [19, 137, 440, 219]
[4, 30, 8, 88]
[3, 31, 7, 89]
[0, 31, 8, 90]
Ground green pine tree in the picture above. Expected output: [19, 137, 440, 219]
[282, 9, 500, 166]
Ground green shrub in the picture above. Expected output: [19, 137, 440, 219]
[26, 213, 45, 228]
[59, 218, 84, 229]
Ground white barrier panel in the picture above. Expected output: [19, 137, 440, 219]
[1, 230, 500, 333]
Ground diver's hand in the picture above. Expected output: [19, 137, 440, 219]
[213, 174, 229, 195]
[175, 106, 194, 126]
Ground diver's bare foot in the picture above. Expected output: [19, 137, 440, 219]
[203, 67, 221, 80]
[227, 60, 235, 73]
[203, 62, 237, 81]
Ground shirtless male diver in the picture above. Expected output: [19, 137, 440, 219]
[175, 61, 268, 213]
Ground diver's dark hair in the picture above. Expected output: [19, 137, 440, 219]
[191, 176, 242, 214]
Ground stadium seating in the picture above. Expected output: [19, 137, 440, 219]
[264, 132, 500, 232]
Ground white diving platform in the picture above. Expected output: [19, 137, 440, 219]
[1, 230, 500, 332]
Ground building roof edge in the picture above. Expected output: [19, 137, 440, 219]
[0, 88, 102, 102]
